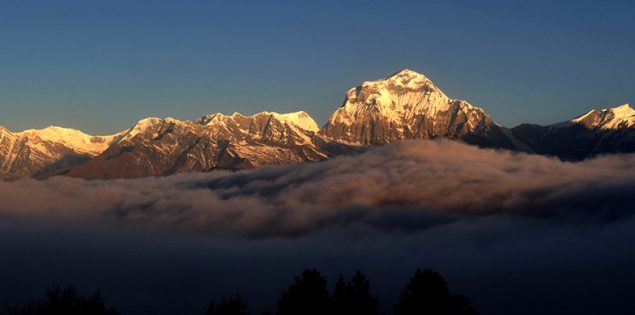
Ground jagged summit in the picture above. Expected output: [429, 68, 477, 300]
[323, 69, 451, 136]
[61, 110, 326, 180]
[608, 103, 634, 118]
[198, 111, 319, 132]
[357, 69, 441, 95]
[319, 69, 511, 148]
[380, 68, 434, 89]
[568, 103, 635, 129]
[511, 102, 635, 160]
[390, 68, 425, 76]
[119, 117, 184, 142]
[0, 124, 122, 180]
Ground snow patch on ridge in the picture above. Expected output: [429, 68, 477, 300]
[567, 103, 635, 129]
[199, 111, 319, 132]
[120, 117, 165, 141]
[265, 111, 319, 132]
[16, 126, 119, 155]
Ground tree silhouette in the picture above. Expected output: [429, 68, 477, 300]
[332, 270, 381, 315]
[393, 269, 478, 315]
[451, 294, 479, 315]
[277, 268, 331, 315]
[6, 285, 119, 315]
[4, 269, 478, 315]
[205, 294, 249, 315]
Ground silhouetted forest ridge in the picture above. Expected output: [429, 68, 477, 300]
[5, 269, 478, 315]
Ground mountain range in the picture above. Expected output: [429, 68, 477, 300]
[1, 69, 634, 180]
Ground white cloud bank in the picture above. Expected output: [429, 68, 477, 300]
[2, 139, 635, 237]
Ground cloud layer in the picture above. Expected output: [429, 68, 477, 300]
[2, 139, 635, 237]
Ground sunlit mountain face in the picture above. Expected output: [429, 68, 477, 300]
[2, 1, 635, 314]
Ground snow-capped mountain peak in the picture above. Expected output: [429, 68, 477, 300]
[381, 68, 435, 89]
[119, 117, 166, 141]
[320, 69, 510, 147]
[265, 111, 319, 132]
[330, 69, 453, 129]
[356, 68, 442, 96]
[609, 103, 635, 119]
[0, 125, 122, 180]
[569, 103, 635, 129]
[15, 125, 119, 155]
[198, 111, 319, 132]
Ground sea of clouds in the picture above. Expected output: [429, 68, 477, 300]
[1, 139, 634, 237]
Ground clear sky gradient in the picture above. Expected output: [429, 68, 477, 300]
[1, 0, 633, 134]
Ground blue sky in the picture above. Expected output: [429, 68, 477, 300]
[1, 0, 633, 134]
